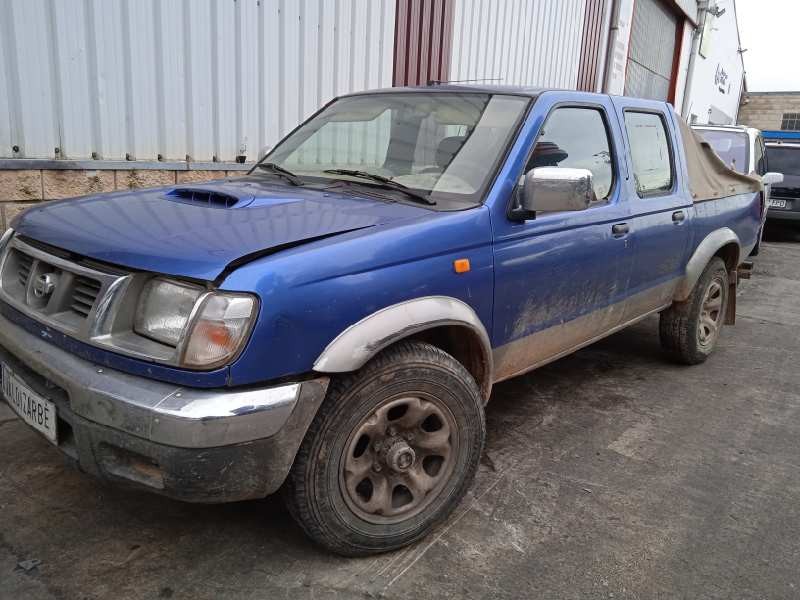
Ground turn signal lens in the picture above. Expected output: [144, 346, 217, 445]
[181, 294, 256, 368]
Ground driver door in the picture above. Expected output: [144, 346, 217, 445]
[491, 95, 635, 381]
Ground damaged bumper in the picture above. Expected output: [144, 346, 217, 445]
[0, 309, 328, 502]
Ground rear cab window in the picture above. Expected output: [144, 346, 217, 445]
[624, 111, 674, 197]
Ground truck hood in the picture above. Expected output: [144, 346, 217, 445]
[12, 176, 429, 281]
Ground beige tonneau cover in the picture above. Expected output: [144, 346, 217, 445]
[677, 118, 763, 201]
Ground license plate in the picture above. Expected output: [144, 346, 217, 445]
[769, 198, 787, 208]
[1, 363, 57, 444]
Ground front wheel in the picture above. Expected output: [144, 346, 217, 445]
[283, 341, 485, 556]
[659, 257, 729, 365]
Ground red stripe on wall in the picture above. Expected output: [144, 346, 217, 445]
[577, 0, 607, 91]
[393, 0, 455, 86]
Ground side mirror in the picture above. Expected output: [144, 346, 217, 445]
[521, 167, 594, 214]
[762, 172, 783, 186]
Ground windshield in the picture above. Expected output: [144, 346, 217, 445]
[766, 146, 800, 176]
[694, 129, 749, 173]
[262, 92, 530, 208]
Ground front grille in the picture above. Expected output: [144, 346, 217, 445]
[18, 253, 33, 288]
[772, 187, 800, 199]
[0, 238, 127, 336]
[71, 276, 102, 318]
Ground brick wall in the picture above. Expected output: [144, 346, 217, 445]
[0, 168, 241, 230]
[738, 93, 800, 130]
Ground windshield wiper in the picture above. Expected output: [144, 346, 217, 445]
[255, 162, 304, 186]
[323, 169, 436, 205]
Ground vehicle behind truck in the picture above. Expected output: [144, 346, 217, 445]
[692, 124, 781, 253]
[0, 86, 773, 556]
[764, 141, 800, 224]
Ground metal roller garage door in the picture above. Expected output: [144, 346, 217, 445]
[624, 0, 678, 100]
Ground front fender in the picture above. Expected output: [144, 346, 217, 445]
[313, 295, 493, 387]
[674, 228, 740, 301]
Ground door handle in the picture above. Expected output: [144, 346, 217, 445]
[672, 210, 686, 223]
[612, 223, 629, 236]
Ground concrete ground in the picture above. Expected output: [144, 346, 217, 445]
[2, 227, 800, 600]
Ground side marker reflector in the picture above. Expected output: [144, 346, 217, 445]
[453, 258, 471, 274]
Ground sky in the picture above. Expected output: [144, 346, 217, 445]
[737, 0, 799, 91]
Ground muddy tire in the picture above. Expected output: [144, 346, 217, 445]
[283, 341, 485, 556]
[659, 257, 729, 365]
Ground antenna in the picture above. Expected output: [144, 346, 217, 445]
[427, 78, 503, 86]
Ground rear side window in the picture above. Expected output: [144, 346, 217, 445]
[624, 111, 674, 196]
[527, 107, 614, 201]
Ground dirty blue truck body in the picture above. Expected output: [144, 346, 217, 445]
[0, 88, 760, 507]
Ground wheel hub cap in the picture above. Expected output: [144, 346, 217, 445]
[339, 396, 457, 524]
[385, 439, 416, 472]
[698, 278, 724, 347]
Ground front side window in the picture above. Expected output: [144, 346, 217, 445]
[694, 129, 748, 174]
[624, 111, 674, 196]
[526, 107, 614, 201]
[265, 92, 530, 208]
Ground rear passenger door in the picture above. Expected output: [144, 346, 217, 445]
[611, 99, 692, 321]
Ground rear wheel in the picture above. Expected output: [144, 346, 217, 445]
[283, 341, 485, 556]
[659, 257, 729, 365]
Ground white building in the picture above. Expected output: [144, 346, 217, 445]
[680, 1, 746, 124]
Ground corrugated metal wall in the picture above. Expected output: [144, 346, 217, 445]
[0, 0, 396, 162]
[449, 0, 587, 89]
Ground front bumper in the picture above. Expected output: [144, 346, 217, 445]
[0, 309, 329, 502]
[767, 197, 800, 222]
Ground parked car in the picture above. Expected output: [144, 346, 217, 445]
[765, 141, 800, 223]
[692, 124, 781, 253]
[0, 87, 767, 556]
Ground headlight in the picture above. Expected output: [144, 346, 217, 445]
[134, 278, 257, 368]
[135, 279, 205, 346]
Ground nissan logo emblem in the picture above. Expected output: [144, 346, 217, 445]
[33, 273, 58, 298]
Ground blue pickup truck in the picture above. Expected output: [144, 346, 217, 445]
[0, 86, 767, 556]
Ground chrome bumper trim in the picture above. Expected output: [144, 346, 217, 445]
[0, 309, 328, 448]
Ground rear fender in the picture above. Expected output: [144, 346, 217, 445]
[674, 228, 741, 302]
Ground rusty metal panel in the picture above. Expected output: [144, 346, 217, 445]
[577, 0, 607, 91]
[0, 0, 396, 162]
[450, 0, 587, 89]
[393, 0, 455, 86]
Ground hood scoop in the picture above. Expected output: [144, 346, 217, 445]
[165, 187, 253, 209]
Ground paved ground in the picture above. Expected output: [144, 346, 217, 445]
[2, 226, 800, 600]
